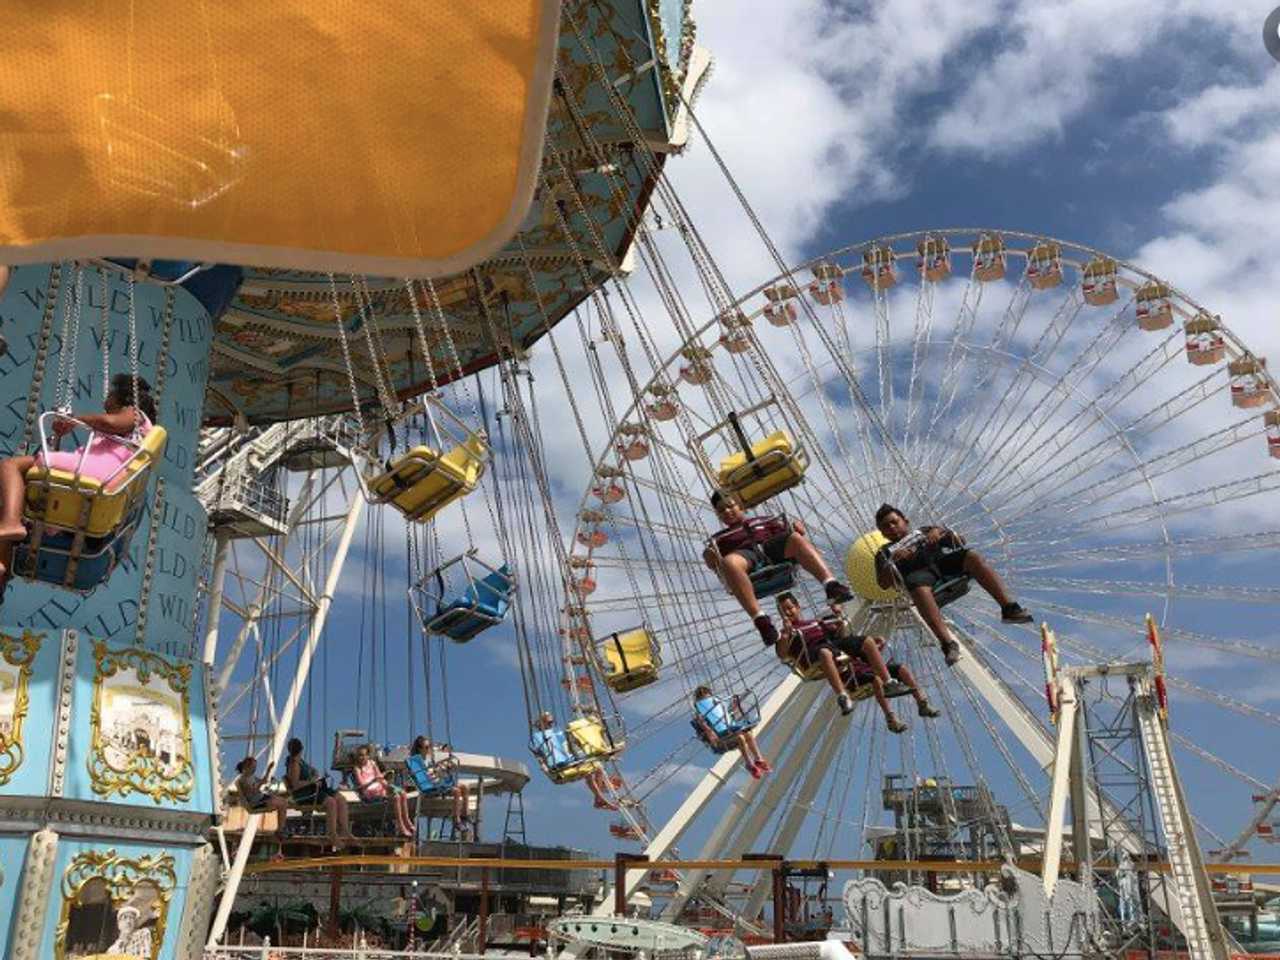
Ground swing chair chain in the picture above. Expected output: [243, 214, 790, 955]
[328, 272, 368, 439]
[402, 278, 442, 394]
[98, 267, 110, 401]
[22, 262, 63, 451]
[134, 477, 166, 647]
[126, 270, 142, 416]
[55, 264, 87, 413]
[352, 276, 401, 419]
[152, 288, 177, 409]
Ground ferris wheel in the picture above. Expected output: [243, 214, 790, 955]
[557, 228, 1280, 910]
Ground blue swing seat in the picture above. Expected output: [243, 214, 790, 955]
[405, 753, 458, 797]
[427, 565, 513, 642]
[691, 694, 760, 754]
[750, 560, 795, 599]
[11, 502, 143, 594]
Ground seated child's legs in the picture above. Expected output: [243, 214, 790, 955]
[0, 455, 36, 541]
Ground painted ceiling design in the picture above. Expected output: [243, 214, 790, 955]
[204, 0, 696, 425]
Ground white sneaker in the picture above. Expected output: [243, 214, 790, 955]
[837, 693, 854, 716]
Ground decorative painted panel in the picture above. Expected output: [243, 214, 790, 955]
[0, 628, 62, 796]
[63, 638, 215, 813]
[39, 838, 191, 960]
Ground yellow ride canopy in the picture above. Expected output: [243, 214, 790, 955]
[0, 1, 559, 276]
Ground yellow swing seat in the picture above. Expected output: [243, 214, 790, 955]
[717, 430, 808, 508]
[24, 425, 168, 538]
[566, 715, 623, 760]
[368, 434, 487, 522]
[600, 627, 661, 693]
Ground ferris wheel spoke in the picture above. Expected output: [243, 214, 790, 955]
[1165, 674, 1280, 729]
[1007, 530, 1280, 570]
[900, 278, 938, 455]
[1016, 576, 1280, 605]
[935, 313, 1141, 514]
[954, 292, 1136, 501]
[997, 415, 1262, 534]
[961, 327, 1184, 511]
[1009, 468, 1280, 547]
[992, 364, 1228, 517]
[1027, 598, 1280, 664]
[998, 426, 1267, 545]
[947, 292, 1087, 504]
[914, 277, 985, 465]
[1171, 731, 1269, 792]
[922, 283, 1036, 492]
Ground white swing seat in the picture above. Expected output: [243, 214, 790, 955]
[23, 423, 168, 539]
[716, 430, 808, 508]
[367, 433, 487, 522]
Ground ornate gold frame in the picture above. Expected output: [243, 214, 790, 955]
[0, 630, 41, 786]
[54, 848, 176, 960]
[87, 642, 194, 803]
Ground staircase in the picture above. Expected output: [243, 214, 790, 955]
[1138, 689, 1230, 960]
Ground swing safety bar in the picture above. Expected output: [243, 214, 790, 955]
[695, 399, 809, 508]
[359, 396, 489, 523]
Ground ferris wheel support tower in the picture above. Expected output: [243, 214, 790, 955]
[192, 417, 370, 947]
[583, 609, 1202, 944]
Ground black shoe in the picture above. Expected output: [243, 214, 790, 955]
[883, 681, 912, 698]
[824, 580, 855, 604]
[755, 615, 778, 646]
[1001, 602, 1033, 624]
[918, 700, 941, 718]
[942, 642, 961, 667]
[886, 715, 908, 734]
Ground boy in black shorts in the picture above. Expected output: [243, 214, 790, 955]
[704, 491, 854, 646]
[775, 592, 939, 731]
[874, 503, 1032, 667]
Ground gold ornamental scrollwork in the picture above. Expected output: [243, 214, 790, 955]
[87, 642, 195, 804]
[0, 629, 42, 786]
[55, 848, 176, 960]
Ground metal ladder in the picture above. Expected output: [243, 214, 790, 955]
[1138, 691, 1228, 960]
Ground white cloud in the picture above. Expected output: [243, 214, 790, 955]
[929, 1, 1257, 157]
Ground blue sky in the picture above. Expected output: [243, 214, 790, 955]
[219, 1, 1280, 866]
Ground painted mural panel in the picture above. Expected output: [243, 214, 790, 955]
[43, 840, 190, 960]
[0, 627, 60, 795]
[65, 638, 214, 812]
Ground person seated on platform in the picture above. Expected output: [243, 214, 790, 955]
[874, 503, 1032, 667]
[0, 374, 159, 579]
[285, 737, 352, 845]
[411, 735, 473, 839]
[352, 744, 415, 837]
[234, 756, 290, 836]
[775, 592, 939, 730]
[703, 491, 854, 647]
[693, 684, 772, 778]
[531, 711, 619, 810]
